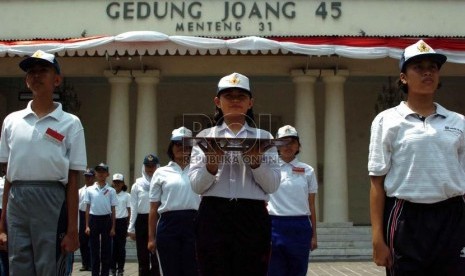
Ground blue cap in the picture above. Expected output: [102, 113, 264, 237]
[143, 154, 159, 165]
[95, 162, 109, 172]
[83, 168, 95, 176]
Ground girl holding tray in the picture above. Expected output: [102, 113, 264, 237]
[188, 72, 281, 276]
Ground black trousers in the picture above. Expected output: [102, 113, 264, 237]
[135, 214, 160, 276]
[384, 195, 465, 276]
[79, 210, 91, 269]
[157, 210, 198, 276]
[111, 217, 128, 272]
[89, 214, 112, 276]
[195, 196, 271, 276]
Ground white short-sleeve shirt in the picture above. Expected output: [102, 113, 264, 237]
[84, 183, 118, 215]
[268, 158, 318, 216]
[128, 178, 151, 233]
[368, 101, 465, 203]
[115, 191, 131, 219]
[149, 162, 200, 214]
[0, 101, 87, 184]
[78, 185, 90, 212]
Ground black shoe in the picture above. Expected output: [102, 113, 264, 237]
[79, 266, 91, 271]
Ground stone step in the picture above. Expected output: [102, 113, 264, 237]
[312, 224, 373, 261]
[311, 248, 373, 261]
[317, 240, 372, 249]
[75, 224, 374, 262]
[318, 226, 372, 235]
[318, 234, 372, 242]
[313, 248, 373, 256]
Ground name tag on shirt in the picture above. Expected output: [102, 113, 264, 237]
[45, 128, 64, 144]
[292, 167, 305, 174]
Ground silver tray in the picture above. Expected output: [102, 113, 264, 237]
[182, 137, 291, 151]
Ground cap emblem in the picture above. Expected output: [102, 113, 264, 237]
[417, 41, 431, 53]
[32, 51, 44, 58]
[229, 74, 240, 86]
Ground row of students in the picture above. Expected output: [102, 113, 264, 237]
[0, 44, 317, 276]
[78, 164, 130, 276]
[88, 73, 319, 276]
[0, 49, 317, 276]
[77, 40, 465, 276]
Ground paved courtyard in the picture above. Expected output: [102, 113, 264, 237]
[71, 261, 385, 276]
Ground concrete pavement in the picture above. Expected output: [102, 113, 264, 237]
[71, 261, 385, 276]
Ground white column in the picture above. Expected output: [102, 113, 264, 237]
[133, 70, 160, 179]
[291, 69, 320, 221]
[322, 70, 350, 222]
[104, 70, 132, 181]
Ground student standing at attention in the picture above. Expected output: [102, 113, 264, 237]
[84, 163, 118, 276]
[111, 173, 131, 276]
[0, 50, 87, 275]
[267, 125, 318, 276]
[128, 154, 161, 276]
[78, 168, 95, 272]
[369, 40, 465, 275]
[189, 72, 280, 276]
[148, 127, 200, 276]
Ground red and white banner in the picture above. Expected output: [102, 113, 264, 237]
[2, 31, 465, 64]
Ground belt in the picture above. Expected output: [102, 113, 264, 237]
[388, 195, 465, 209]
[90, 214, 111, 218]
[11, 180, 62, 187]
[202, 196, 265, 206]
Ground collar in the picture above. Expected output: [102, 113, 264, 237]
[279, 157, 299, 167]
[22, 100, 64, 121]
[396, 101, 447, 119]
[167, 161, 190, 172]
[94, 182, 109, 190]
[216, 122, 254, 137]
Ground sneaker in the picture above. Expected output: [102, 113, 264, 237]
[110, 269, 117, 276]
[79, 266, 90, 271]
